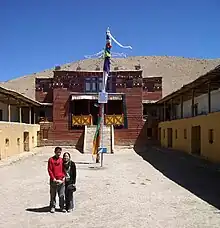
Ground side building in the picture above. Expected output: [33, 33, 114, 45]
[0, 87, 40, 160]
[158, 65, 220, 162]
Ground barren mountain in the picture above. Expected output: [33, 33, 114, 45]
[1, 56, 220, 101]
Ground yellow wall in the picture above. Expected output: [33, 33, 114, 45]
[0, 122, 40, 160]
[159, 112, 220, 163]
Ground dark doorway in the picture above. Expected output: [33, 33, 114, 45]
[147, 128, 153, 138]
[106, 100, 123, 115]
[24, 132, 30, 151]
[191, 126, 201, 155]
[37, 131, 40, 147]
[72, 100, 89, 115]
[167, 128, 173, 148]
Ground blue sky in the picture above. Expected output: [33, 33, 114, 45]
[0, 0, 220, 81]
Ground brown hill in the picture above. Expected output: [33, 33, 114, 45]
[1, 56, 220, 101]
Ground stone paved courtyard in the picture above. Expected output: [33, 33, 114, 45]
[1, 146, 220, 228]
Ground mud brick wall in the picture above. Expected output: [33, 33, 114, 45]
[115, 87, 145, 145]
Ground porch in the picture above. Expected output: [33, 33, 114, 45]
[70, 93, 125, 127]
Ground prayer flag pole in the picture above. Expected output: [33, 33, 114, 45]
[91, 28, 132, 167]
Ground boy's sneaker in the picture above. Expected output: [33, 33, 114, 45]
[61, 208, 66, 213]
[50, 207, 55, 213]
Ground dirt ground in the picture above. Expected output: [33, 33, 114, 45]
[0, 146, 220, 228]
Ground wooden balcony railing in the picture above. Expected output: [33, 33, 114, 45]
[72, 115, 93, 126]
[104, 114, 124, 126]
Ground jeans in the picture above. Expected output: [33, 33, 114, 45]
[49, 181, 65, 209]
[65, 182, 74, 210]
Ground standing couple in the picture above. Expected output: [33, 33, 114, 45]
[47, 147, 76, 213]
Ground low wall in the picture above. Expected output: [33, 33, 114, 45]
[0, 122, 40, 160]
[159, 112, 220, 163]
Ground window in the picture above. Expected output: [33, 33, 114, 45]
[85, 80, 90, 91]
[85, 77, 103, 92]
[143, 77, 162, 92]
[184, 129, 187, 139]
[175, 129, 178, 139]
[0, 109, 2, 121]
[208, 129, 214, 144]
[5, 138, 9, 147]
[98, 77, 103, 91]
[126, 79, 133, 88]
[17, 138, 20, 146]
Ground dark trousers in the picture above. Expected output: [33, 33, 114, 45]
[49, 181, 65, 209]
[65, 182, 74, 210]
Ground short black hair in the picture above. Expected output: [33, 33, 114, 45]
[54, 146, 62, 152]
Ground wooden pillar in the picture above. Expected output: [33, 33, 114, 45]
[163, 102, 166, 121]
[33, 108, 36, 124]
[170, 99, 173, 120]
[29, 107, 32, 124]
[19, 106, 22, 123]
[191, 89, 195, 117]
[208, 83, 211, 113]
[8, 101, 11, 122]
[180, 95, 183, 118]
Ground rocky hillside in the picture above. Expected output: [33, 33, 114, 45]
[1, 56, 220, 101]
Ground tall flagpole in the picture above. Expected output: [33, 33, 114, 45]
[90, 27, 132, 167]
[98, 27, 112, 167]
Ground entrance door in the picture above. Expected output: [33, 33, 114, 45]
[167, 128, 173, 148]
[37, 131, 40, 147]
[24, 132, 30, 151]
[158, 127, 161, 142]
[191, 126, 201, 155]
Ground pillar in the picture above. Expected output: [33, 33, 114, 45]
[191, 89, 195, 117]
[180, 95, 183, 118]
[19, 106, 22, 123]
[8, 98, 11, 122]
[163, 102, 166, 121]
[29, 107, 32, 124]
[208, 83, 211, 113]
[34, 109, 36, 124]
[170, 99, 173, 120]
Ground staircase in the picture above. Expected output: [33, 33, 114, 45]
[83, 125, 113, 153]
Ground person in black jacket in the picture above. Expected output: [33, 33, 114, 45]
[63, 152, 76, 212]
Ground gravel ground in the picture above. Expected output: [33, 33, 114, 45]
[0, 146, 220, 228]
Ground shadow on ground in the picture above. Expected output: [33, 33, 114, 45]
[134, 145, 220, 210]
[26, 206, 65, 213]
[26, 206, 50, 213]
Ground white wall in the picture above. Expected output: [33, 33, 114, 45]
[176, 89, 220, 118]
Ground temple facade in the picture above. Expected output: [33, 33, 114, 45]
[36, 68, 162, 150]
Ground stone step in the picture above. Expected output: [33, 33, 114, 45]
[84, 126, 112, 154]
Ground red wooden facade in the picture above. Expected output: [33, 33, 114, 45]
[35, 69, 162, 149]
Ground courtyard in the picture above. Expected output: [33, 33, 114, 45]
[0, 146, 220, 228]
